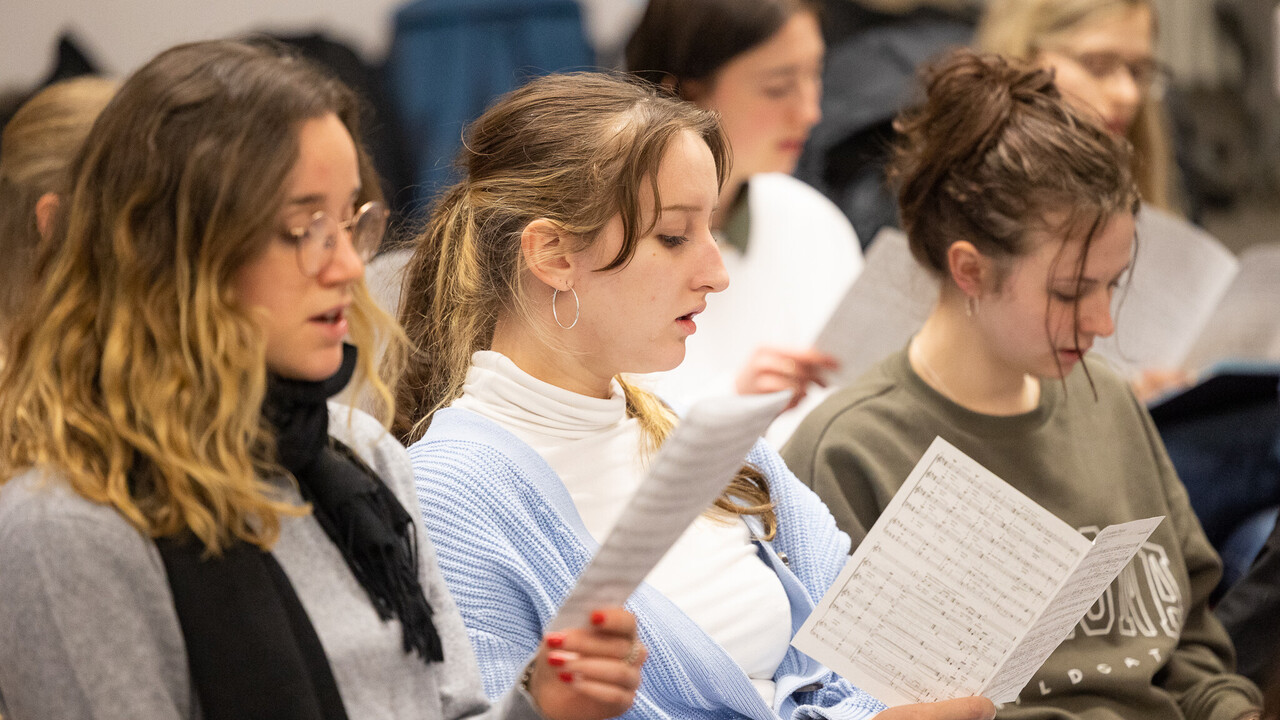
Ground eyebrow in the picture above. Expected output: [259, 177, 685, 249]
[660, 203, 714, 213]
[284, 188, 361, 208]
[1056, 263, 1132, 287]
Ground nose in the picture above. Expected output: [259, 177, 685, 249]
[1106, 71, 1142, 126]
[696, 234, 730, 294]
[797, 73, 822, 130]
[320, 225, 366, 286]
[1078, 290, 1116, 339]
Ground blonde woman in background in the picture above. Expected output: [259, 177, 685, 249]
[976, 0, 1177, 213]
[0, 76, 116, 338]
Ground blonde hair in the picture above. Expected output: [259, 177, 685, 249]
[0, 40, 405, 554]
[976, 0, 1175, 211]
[0, 76, 117, 333]
[396, 72, 777, 538]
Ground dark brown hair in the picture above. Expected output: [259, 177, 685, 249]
[625, 0, 820, 92]
[891, 50, 1140, 378]
[892, 50, 1138, 277]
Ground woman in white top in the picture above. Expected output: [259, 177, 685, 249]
[625, 0, 864, 443]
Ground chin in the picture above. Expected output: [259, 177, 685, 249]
[270, 351, 345, 382]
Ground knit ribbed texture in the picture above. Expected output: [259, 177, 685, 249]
[410, 407, 887, 720]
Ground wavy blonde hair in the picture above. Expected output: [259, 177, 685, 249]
[976, 0, 1175, 212]
[396, 72, 778, 538]
[0, 40, 405, 554]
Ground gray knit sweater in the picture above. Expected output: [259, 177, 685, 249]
[0, 403, 546, 720]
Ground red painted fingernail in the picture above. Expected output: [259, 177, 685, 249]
[591, 611, 606, 625]
[558, 672, 574, 683]
[546, 633, 565, 649]
[548, 654, 566, 667]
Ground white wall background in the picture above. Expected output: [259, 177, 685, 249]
[1, 0, 648, 92]
[2, 0, 406, 90]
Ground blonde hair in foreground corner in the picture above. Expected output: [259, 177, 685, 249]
[0, 40, 406, 554]
[395, 72, 779, 538]
[976, 0, 1174, 212]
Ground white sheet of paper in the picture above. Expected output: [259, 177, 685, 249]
[1182, 243, 1280, 371]
[548, 390, 792, 632]
[791, 437, 1161, 707]
[1093, 206, 1238, 376]
[813, 228, 937, 386]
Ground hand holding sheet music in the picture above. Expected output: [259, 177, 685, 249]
[548, 390, 792, 631]
[792, 437, 1161, 706]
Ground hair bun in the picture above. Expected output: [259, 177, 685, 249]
[888, 48, 1138, 276]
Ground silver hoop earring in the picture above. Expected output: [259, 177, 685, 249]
[965, 295, 980, 318]
[552, 286, 579, 330]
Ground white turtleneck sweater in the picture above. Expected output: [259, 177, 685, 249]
[452, 351, 793, 705]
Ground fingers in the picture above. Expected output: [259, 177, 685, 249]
[543, 607, 644, 667]
[735, 346, 842, 403]
[1130, 367, 1193, 403]
[548, 649, 645, 689]
[585, 607, 636, 637]
[526, 609, 645, 720]
[876, 696, 997, 720]
[553, 673, 638, 717]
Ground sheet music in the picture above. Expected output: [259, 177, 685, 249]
[814, 228, 937, 386]
[548, 390, 791, 631]
[792, 437, 1161, 707]
[981, 517, 1161, 702]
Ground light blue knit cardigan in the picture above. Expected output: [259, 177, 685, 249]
[410, 407, 887, 720]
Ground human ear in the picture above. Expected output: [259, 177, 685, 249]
[946, 240, 993, 299]
[34, 192, 60, 240]
[520, 218, 577, 291]
[678, 77, 710, 104]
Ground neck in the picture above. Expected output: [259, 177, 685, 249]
[910, 293, 1040, 416]
[490, 314, 614, 399]
[712, 175, 748, 230]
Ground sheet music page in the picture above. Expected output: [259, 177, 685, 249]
[1093, 206, 1237, 376]
[548, 390, 791, 631]
[981, 516, 1162, 703]
[1183, 243, 1280, 372]
[792, 437, 1091, 706]
[814, 228, 937, 386]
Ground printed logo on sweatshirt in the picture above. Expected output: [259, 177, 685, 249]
[1068, 527, 1182, 641]
[998, 528, 1184, 704]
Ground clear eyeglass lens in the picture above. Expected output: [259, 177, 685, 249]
[294, 201, 388, 276]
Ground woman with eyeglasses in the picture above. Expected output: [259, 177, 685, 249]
[0, 39, 642, 720]
[976, 0, 1175, 213]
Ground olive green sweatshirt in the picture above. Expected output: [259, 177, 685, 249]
[783, 350, 1262, 720]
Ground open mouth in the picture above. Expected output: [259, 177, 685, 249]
[311, 307, 346, 324]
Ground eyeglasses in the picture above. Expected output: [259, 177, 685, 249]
[1049, 49, 1169, 96]
[282, 200, 389, 278]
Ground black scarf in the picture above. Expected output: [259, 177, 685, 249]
[153, 345, 442, 720]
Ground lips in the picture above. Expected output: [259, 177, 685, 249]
[676, 305, 704, 334]
[310, 306, 346, 324]
[309, 303, 351, 341]
[677, 305, 705, 323]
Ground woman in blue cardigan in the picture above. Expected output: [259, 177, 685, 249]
[394, 71, 994, 720]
